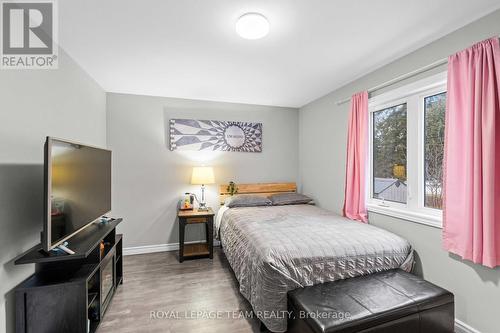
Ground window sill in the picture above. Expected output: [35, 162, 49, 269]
[367, 203, 442, 229]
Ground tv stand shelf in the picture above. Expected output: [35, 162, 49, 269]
[15, 218, 122, 265]
[14, 220, 123, 333]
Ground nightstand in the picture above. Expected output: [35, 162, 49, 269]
[177, 208, 214, 262]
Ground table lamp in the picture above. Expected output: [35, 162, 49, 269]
[190, 166, 215, 211]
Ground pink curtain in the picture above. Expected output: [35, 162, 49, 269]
[343, 91, 369, 223]
[443, 37, 500, 268]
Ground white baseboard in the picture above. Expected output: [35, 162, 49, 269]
[455, 319, 481, 333]
[124, 240, 221, 256]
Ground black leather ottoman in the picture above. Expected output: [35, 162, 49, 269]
[287, 269, 454, 333]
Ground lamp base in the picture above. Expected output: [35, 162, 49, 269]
[196, 185, 209, 211]
[198, 201, 209, 211]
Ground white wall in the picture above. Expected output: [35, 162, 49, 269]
[0, 48, 106, 333]
[106, 93, 299, 248]
[299, 9, 500, 333]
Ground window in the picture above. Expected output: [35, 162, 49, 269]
[424, 93, 446, 209]
[368, 73, 447, 227]
[372, 103, 407, 204]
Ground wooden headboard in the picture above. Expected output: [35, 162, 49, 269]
[219, 182, 297, 205]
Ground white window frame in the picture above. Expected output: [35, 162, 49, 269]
[367, 72, 447, 228]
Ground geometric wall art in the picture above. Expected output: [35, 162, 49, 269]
[169, 119, 263, 152]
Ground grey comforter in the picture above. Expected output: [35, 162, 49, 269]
[218, 204, 413, 332]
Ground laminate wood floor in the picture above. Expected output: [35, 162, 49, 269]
[97, 247, 262, 333]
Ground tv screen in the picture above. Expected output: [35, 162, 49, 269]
[43, 137, 111, 252]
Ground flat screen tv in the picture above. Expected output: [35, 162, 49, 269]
[43, 137, 111, 252]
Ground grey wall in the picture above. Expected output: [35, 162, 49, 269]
[106, 93, 299, 248]
[0, 49, 107, 333]
[299, 9, 500, 333]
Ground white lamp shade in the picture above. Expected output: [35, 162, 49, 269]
[190, 167, 215, 185]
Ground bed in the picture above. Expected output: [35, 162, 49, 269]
[217, 183, 414, 333]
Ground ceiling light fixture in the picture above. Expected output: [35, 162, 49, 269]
[236, 13, 269, 40]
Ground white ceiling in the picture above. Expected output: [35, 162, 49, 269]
[59, 0, 500, 108]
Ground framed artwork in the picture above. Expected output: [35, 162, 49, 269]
[169, 119, 262, 152]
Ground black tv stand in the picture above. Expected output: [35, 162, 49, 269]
[14, 219, 123, 333]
